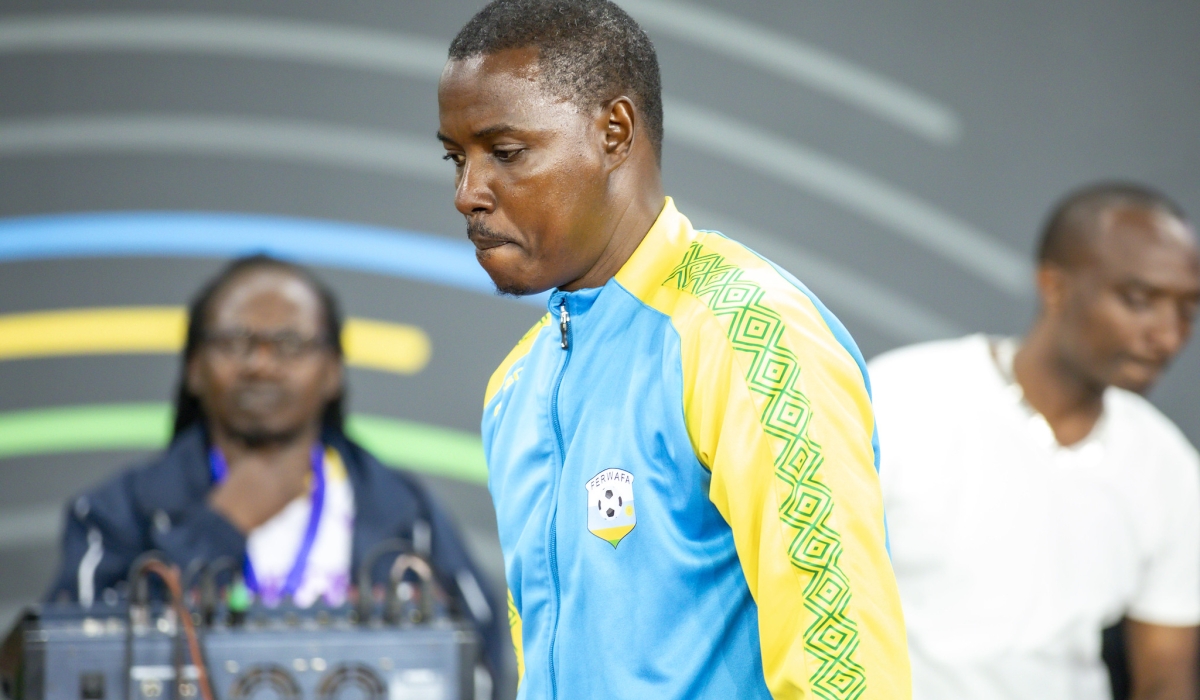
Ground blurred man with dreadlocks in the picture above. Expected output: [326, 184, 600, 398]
[42, 255, 508, 691]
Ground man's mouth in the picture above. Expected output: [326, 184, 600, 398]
[233, 385, 287, 413]
[1124, 353, 1166, 371]
[467, 220, 516, 252]
[470, 236, 512, 252]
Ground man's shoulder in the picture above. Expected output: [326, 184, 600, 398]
[70, 433, 203, 530]
[1107, 388, 1200, 469]
[664, 229, 868, 367]
[869, 334, 993, 388]
[668, 228, 827, 312]
[483, 312, 551, 408]
[333, 437, 428, 508]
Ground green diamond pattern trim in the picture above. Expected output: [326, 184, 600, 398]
[665, 242, 866, 699]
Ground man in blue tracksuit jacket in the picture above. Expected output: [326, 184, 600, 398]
[438, 2, 910, 698]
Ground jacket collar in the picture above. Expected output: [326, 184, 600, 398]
[544, 197, 697, 314]
[145, 425, 368, 503]
[613, 197, 698, 301]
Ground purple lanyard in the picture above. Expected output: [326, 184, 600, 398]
[209, 443, 326, 600]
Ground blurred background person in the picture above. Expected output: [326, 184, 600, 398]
[43, 256, 508, 691]
[870, 183, 1200, 700]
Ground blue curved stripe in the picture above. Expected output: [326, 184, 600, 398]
[0, 211, 548, 306]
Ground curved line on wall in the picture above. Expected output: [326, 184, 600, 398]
[0, 112, 1027, 300]
[0, 307, 433, 375]
[0, 210, 548, 307]
[0, 402, 488, 484]
[0, 205, 954, 344]
[0, 14, 449, 81]
[619, 0, 961, 144]
[0, 11, 958, 144]
[0, 114, 451, 182]
[667, 100, 1032, 297]
[0, 16, 1013, 292]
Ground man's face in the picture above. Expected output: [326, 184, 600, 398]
[187, 269, 342, 444]
[1052, 207, 1200, 393]
[437, 48, 613, 295]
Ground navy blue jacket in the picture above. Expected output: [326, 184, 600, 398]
[46, 426, 507, 684]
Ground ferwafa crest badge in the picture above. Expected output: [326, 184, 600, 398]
[586, 469, 636, 547]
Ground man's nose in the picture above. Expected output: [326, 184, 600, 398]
[242, 341, 282, 375]
[1147, 303, 1188, 359]
[454, 159, 495, 217]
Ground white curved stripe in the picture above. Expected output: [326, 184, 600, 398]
[0, 15, 1012, 293]
[620, 0, 961, 145]
[0, 115, 451, 182]
[0, 502, 60, 550]
[667, 99, 1030, 297]
[0, 113, 952, 343]
[0, 14, 446, 80]
[679, 203, 961, 342]
[78, 527, 103, 608]
[0, 11, 960, 148]
[0, 113, 983, 333]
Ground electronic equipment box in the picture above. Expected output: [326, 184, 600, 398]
[16, 602, 478, 700]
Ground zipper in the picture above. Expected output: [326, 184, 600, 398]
[559, 302, 570, 349]
[546, 298, 571, 700]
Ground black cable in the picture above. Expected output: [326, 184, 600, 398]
[125, 552, 167, 700]
[355, 539, 410, 623]
[199, 556, 239, 626]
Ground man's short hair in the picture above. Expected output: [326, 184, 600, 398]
[449, 0, 664, 162]
[1037, 182, 1188, 268]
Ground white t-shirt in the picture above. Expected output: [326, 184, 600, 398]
[245, 447, 356, 607]
[870, 334, 1200, 700]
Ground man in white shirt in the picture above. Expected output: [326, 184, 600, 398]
[870, 182, 1200, 700]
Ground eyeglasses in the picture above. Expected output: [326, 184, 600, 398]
[203, 329, 330, 362]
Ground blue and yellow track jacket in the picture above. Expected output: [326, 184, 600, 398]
[482, 199, 909, 699]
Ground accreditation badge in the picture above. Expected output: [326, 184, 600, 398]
[585, 468, 636, 548]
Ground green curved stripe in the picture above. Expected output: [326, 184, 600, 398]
[0, 403, 487, 485]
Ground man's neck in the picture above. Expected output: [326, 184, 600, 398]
[560, 177, 665, 292]
[1012, 324, 1107, 446]
[210, 422, 319, 474]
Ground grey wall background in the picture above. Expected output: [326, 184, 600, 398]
[1, 0, 1198, 684]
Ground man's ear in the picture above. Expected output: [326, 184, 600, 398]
[186, 356, 205, 397]
[600, 96, 637, 166]
[321, 359, 344, 403]
[1036, 264, 1070, 318]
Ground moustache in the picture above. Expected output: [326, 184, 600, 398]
[231, 383, 288, 409]
[467, 220, 515, 248]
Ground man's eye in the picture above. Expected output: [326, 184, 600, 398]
[275, 335, 305, 357]
[1121, 290, 1151, 310]
[442, 153, 465, 166]
[213, 335, 251, 357]
[494, 148, 524, 162]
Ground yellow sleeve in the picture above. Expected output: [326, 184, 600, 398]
[507, 589, 525, 687]
[674, 256, 910, 698]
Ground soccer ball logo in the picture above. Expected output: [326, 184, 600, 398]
[596, 487, 628, 520]
[585, 469, 636, 547]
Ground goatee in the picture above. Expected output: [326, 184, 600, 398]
[468, 220, 534, 297]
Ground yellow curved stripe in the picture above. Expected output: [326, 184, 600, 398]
[0, 307, 187, 358]
[342, 318, 430, 374]
[0, 307, 431, 375]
